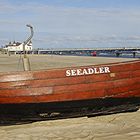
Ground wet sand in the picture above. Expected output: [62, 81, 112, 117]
[0, 54, 139, 140]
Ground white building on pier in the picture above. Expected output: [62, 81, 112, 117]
[3, 41, 32, 52]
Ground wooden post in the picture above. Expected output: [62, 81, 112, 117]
[22, 41, 31, 71]
[22, 56, 31, 71]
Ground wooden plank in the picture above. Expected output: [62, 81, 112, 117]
[0, 60, 139, 82]
[0, 86, 140, 104]
[112, 89, 140, 98]
[105, 84, 140, 97]
[32, 61, 140, 80]
[0, 70, 131, 89]
[0, 90, 105, 104]
[0, 72, 34, 82]
[0, 69, 139, 89]
[52, 77, 140, 94]
[0, 77, 139, 97]
[110, 61, 140, 72]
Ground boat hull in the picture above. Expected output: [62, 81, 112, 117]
[0, 97, 140, 124]
[0, 60, 140, 124]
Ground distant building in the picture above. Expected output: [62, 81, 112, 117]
[3, 41, 32, 52]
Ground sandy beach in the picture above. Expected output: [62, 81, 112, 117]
[0, 54, 137, 72]
[0, 54, 139, 140]
[0, 110, 140, 140]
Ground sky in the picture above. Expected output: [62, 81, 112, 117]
[1, 0, 140, 49]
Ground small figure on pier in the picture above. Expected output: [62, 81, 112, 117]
[116, 51, 120, 57]
[133, 51, 136, 58]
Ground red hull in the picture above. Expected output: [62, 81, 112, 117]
[0, 60, 140, 123]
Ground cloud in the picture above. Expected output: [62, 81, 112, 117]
[1, 1, 140, 48]
[34, 34, 139, 44]
[126, 35, 140, 40]
[1, 1, 140, 29]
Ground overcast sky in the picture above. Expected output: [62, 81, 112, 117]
[1, 0, 140, 48]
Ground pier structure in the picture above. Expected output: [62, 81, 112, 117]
[34, 47, 140, 57]
[1, 47, 140, 57]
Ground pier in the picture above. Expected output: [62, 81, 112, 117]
[32, 47, 140, 58]
[35, 47, 140, 54]
[1, 47, 140, 58]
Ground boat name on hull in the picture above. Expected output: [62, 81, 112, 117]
[66, 66, 110, 77]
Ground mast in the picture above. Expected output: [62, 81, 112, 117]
[22, 24, 34, 71]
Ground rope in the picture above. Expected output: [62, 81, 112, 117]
[17, 52, 22, 71]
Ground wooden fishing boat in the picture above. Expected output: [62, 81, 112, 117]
[0, 59, 140, 124]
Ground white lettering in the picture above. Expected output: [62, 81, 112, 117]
[104, 67, 110, 73]
[71, 70, 77, 76]
[94, 68, 99, 74]
[99, 67, 105, 73]
[77, 69, 83, 76]
[87, 68, 94, 74]
[83, 69, 88, 75]
[66, 70, 71, 76]
[66, 66, 110, 77]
